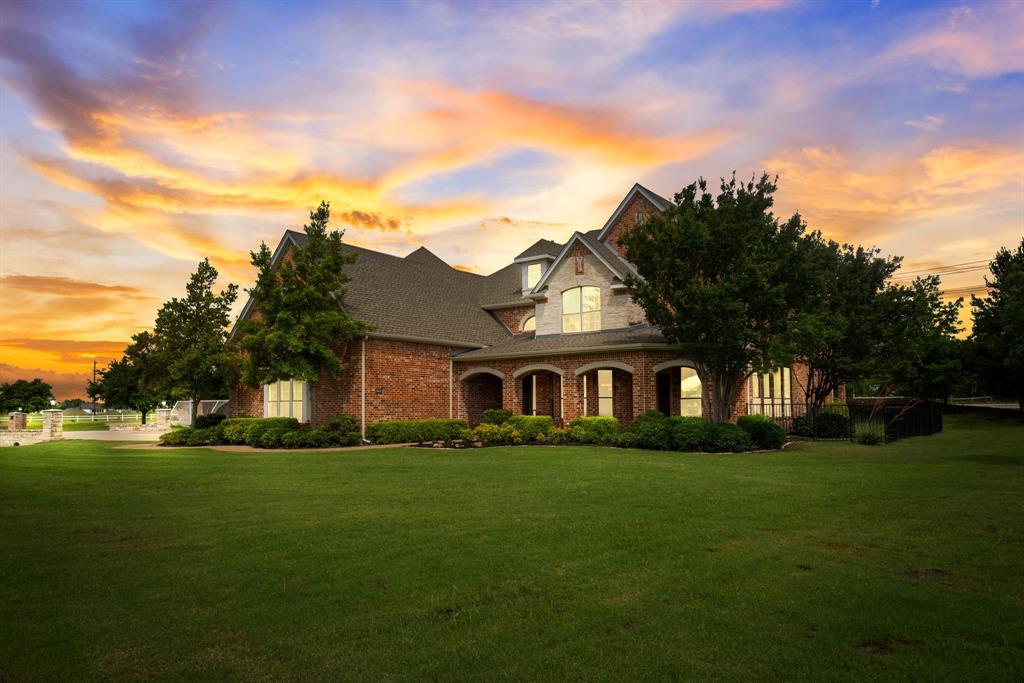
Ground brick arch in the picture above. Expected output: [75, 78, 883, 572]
[652, 359, 697, 374]
[458, 367, 504, 382]
[511, 363, 564, 379]
[573, 360, 635, 377]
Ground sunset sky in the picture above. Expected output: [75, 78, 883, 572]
[1, 0, 1022, 398]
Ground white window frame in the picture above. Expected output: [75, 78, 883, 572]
[523, 262, 544, 292]
[680, 367, 702, 417]
[562, 286, 601, 333]
[263, 378, 310, 422]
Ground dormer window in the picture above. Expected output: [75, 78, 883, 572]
[526, 263, 543, 289]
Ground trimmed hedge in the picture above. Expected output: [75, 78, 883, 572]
[737, 414, 787, 450]
[670, 416, 711, 451]
[567, 416, 619, 444]
[220, 418, 258, 445]
[161, 415, 362, 449]
[617, 411, 673, 450]
[244, 418, 301, 447]
[703, 423, 752, 453]
[481, 408, 513, 425]
[159, 428, 192, 447]
[466, 423, 523, 446]
[194, 413, 226, 429]
[793, 411, 850, 439]
[366, 418, 467, 444]
[507, 415, 554, 442]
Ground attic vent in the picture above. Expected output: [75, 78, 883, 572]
[575, 255, 585, 275]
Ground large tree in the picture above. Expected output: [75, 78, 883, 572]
[91, 332, 166, 423]
[0, 378, 55, 413]
[237, 201, 369, 386]
[971, 239, 1024, 409]
[151, 259, 238, 424]
[790, 239, 901, 408]
[619, 174, 812, 422]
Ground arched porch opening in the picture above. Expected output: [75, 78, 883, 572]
[460, 370, 503, 426]
[517, 369, 563, 424]
[576, 366, 634, 426]
[653, 361, 704, 418]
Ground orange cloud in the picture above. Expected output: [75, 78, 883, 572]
[0, 363, 93, 401]
[0, 274, 147, 297]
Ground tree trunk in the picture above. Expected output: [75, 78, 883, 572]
[141, 409, 148, 425]
[704, 367, 743, 423]
[190, 396, 200, 426]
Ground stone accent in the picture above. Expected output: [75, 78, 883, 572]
[0, 430, 47, 447]
[2, 410, 61, 447]
[40, 410, 63, 440]
[8, 412, 27, 430]
[109, 409, 172, 434]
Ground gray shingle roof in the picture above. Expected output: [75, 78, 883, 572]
[453, 325, 667, 360]
[515, 239, 562, 260]
[284, 231, 509, 347]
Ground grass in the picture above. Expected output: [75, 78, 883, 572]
[1, 413, 1022, 681]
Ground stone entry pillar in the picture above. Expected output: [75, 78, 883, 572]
[40, 409, 63, 440]
[8, 412, 27, 431]
[154, 408, 173, 431]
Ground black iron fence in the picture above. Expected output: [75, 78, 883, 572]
[746, 399, 943, 443]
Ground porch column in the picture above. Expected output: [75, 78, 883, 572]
[562, 373, 583, 424]
[502, 375, 519, 415]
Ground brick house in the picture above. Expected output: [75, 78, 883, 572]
[229, 183, 814, 435]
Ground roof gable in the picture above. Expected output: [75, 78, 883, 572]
[529, 231, 630, 294]
[595, 183, 671, 242]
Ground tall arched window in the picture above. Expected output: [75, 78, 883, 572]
[562, 286, 600, 333]
[522, 316, 535, 332]
[680, 368, 702, 417]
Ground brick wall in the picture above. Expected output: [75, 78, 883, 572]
[602, 193, 660, 260]
[492, 305, 535, 334]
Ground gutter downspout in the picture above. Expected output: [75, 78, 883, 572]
[360, 336, 367, 441]
[449, 357, 453, 419]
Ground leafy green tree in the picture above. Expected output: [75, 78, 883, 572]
[151, 259, 239, 424]
[92, 332, 166, 423]
[791, 239, 901, 408]
[237, 201, 369, 387]
[971, 240, 1024, 409]
[619, 174, 812, 422]
[0, 378, 55, 413]
[881, 276, 963, 401]
[59, 398, 85, 409]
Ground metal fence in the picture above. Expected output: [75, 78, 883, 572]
[747, 399, 943, 443]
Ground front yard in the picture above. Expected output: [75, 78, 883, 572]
[1, 413, 1021, 680]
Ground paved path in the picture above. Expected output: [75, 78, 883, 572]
[65, 431, 162, 442]
[113, 442, 414, 452]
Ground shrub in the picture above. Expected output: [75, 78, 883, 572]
[471, 423, 522, 446]
[618, 411, 673, 450]
[737, 414, 787, 450]
[159, 428, 193, 447]
[258, 427, 289, 449]
[185, 426, 222, 446]
[853, 419, 885, 445]
[194, 413, 226, 429]
[670, 416, 711, 451]
[507, 415, 554, 442]
[329, 431, 361, 447]
[243, 418, 300, 447]
[220, 418, 258, 445]
[280, 430, 306, 449]
[703, 423, 752, 453]
[481, 408, 513, 425]
[548, 427, 570, 445]
[567, 416, 619, 444]
[324, 415, 359, 435]
[366, 419, 467, 444]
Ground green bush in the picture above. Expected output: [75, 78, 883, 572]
[159, 428, 193, 447]
[618, 411, 673, 449]
[194, 413, 226, 429]
[220, 418, 258, 445]
[793, 411, 850, 439]
[737, 414, 787, 450]
[548, 427, 570, 445]
[329, 431, 361, 447]
[704, 423, 752, 453]
[670, 416, 711, 451]
[258, 427, 289, 449]
[243, 418, 300, 447]
[481, 408, 512, 425]
[470, 422, 522, 446]
[323, 415, 359, 435]
[507, 415, 553, 442]
[567, 416, 619, 444]
[853, 419, 885, 445]
[366, 419, 467, 444]
[185, 427, 222, 446]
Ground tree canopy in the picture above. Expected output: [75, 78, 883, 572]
[237, 201, 370, 387]
[150, 259, 238, 423]
[90, 332, 167, 423]
[620, 174, 812, 422]
[0, 379, 55, 413]
[970, 239, 1024, 409]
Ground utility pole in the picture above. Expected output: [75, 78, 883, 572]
[92, 359, 97, 414]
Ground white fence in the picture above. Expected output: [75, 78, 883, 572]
[25, 412, 142, 427]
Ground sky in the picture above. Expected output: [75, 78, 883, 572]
[1, 0, 1022, 399]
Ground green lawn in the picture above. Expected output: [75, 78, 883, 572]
[1, 414, 1022, 681]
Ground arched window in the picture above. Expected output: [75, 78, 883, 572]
[522, 316, 535, 332]
[562, 286, 600, 333]
[680, 368, 702, 417]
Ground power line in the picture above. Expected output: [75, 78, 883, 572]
[895, 258, 990, 276]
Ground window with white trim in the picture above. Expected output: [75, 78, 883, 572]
[680, 368, 702, 417]
[526, 263, 542, 290]
[748, 367, 791, 417]
[598, 369, 614, 417]
[264, 379, 309, 422]
[522, 316, 535, 332]
[562, 286, 600, 333]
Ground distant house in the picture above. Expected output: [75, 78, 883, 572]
[229, 184, 812, 431]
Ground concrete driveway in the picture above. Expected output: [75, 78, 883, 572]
[64, 431, 162, 441]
